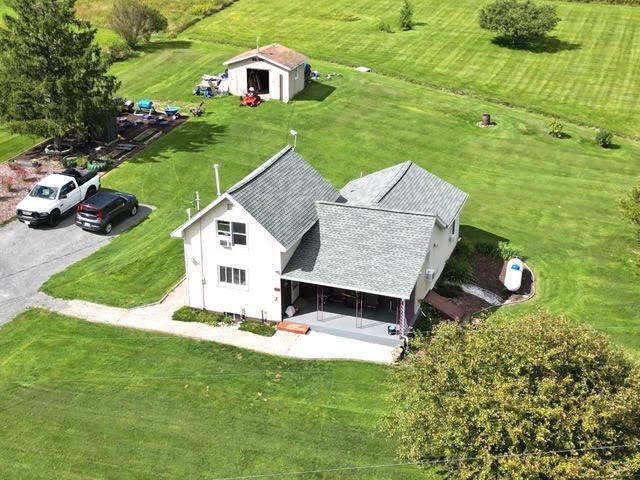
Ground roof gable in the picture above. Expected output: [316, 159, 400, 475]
[223, 44, 307, 71]
[282, 202, 435, 299]
[227, 146, 340, 249]
[340, 162, 468, 226]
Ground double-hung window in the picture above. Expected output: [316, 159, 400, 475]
[217, 220, 247, 246]
[219, 266, 247, 287]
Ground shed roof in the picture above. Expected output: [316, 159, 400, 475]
[223, 44, 307, 71]
[227, 146, 340, 249]
[282, 202, 435, 299]
[340, 162, 468, 226]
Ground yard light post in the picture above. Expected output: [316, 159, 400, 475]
[290, 129, 298, 150]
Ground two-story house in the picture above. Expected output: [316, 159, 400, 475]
[170, 146, 468, 345]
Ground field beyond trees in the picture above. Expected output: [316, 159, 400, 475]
[183, 0, 640, 137]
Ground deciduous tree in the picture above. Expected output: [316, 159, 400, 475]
[479, 0, 560, 46]
[384, 312, 640, 479]
[109, 0, 168, 48]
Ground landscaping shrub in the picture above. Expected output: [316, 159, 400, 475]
[434, 282, 463, 299]
[413, 300, 443, 336]
[548, 118, 564, 138]
[478, 0, 560, 46]
[1, 176, 15, 192]
[442, 240, 474, 284]
[377, 20, 393, 33]
[595, 128, 614, 148]
[172, 306, 233, 325]
[399, 0, 414, 31]
[239, 320, 276, 337]
[104, 40, 135, 64]
[475, 240, 524, 260]
[496, 240, 523, 260]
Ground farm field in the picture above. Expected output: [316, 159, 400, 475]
[183, 0, 640, 137]
[0, 309, 431, 479]
[41, 40, 640, 354]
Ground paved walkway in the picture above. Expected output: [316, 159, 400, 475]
[48, 281, 399, 365]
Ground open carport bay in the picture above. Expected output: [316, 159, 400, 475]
[0, 205, 153, 325]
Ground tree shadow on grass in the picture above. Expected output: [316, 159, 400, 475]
[139, 40, 193, 53]
[128, 120, 227, 163]
[294, 81, 336, 102]
[492, 36, 580, 54]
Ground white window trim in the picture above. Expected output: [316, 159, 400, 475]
[218, 265, 248, 290]
[216, 220, 248, 247]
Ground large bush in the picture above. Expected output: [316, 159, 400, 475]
[384, 312, 640, 479]
[479, 0, 560, 46]
[109, 0, 168, 48]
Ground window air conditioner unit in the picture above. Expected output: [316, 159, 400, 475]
[425, 268, 436, 282]
[219, 238, 231, 247]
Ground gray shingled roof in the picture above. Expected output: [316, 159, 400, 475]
[282, 202, 435, 299]
[340, 162, 468, 226]
[227, 146, 339, 249]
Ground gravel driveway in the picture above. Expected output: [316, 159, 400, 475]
[0, 205, 153, 325]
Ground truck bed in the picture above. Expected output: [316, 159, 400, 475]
[60, 168, 98, 186]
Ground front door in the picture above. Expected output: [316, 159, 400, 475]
[279, 74, 283, 101]
[281, 279, 292, 314]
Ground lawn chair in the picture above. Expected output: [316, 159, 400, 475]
[189, 102, 205, 117]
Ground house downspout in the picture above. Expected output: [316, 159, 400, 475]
[199, 218, 206, 310]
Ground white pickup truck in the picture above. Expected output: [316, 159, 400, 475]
[16, 168, 100, 227]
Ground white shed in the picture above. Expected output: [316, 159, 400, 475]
[223, 44, 307, 103]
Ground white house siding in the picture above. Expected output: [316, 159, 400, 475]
[182, 197, 285, 321]
[227, 58, 294, 102]
[413, 214, 461, 313]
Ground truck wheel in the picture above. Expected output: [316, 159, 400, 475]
[48, 210, 61, 227]
[85, 187, 97, 200]
[104, 222, 113, 234]
[130, 205, 138, 216]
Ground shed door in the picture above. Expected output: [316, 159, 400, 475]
[279, 74, 283, 100]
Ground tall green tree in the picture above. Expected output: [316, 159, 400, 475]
[0, 0, 118, 150]
[384, 312, 640, 479]
[109, 0, 168, 48]
[399, 0, 414, 31]
[479, 0, 560, 46]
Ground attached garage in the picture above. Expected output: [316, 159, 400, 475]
[223, 44, 308, 103]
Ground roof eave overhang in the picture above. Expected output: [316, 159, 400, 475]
[279, 274, 412, 300]
[224, 54, 306, 72]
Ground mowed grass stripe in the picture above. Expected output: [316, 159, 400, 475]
[182, 0, 640, 136]
[0, 309, 430, 479]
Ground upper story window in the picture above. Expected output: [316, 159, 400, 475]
[217, 220, 247, 246]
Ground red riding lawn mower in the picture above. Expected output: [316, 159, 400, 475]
[240, 89, 262, 107]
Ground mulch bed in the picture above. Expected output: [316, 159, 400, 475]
[0, 111, 188, 224]
[432, 252, 535, 321]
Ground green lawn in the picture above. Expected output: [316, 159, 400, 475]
[183, 0, 640, 137]
[0, 309, 430, 479]
[0, 128, 39, 163]
[42, 40, 640, 353]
